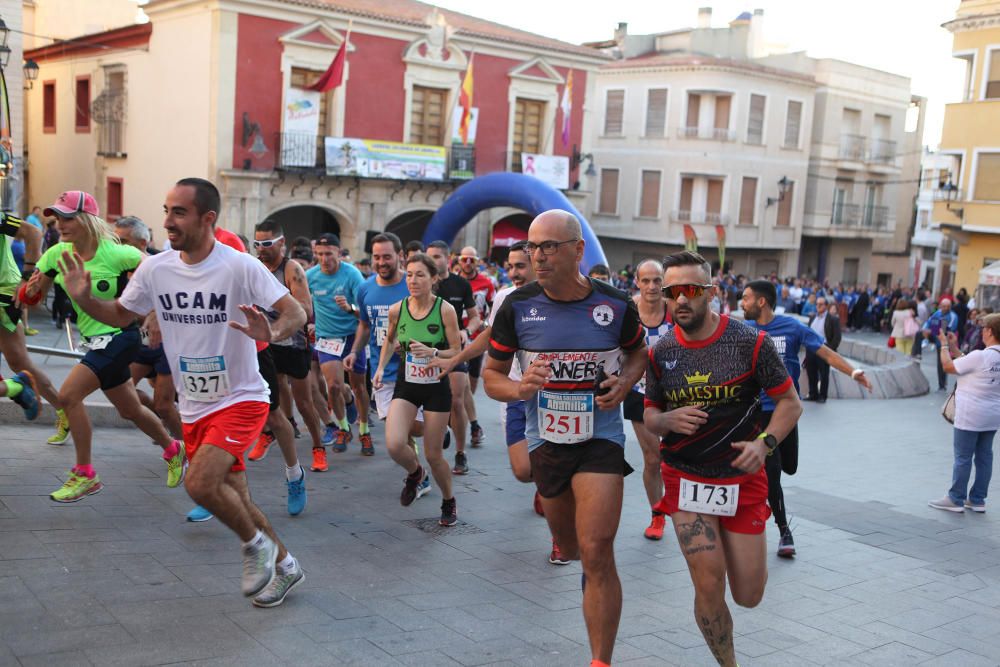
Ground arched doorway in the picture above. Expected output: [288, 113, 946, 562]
[489, 213, 531, 264]
[386, 209, 434, 246]
[267, 205, 341, 246]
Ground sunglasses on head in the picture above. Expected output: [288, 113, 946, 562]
[661, 283, 712, 300]
[252, 235, 283, 249]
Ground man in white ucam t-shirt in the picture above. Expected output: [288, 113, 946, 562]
[57, 178, 307, 608]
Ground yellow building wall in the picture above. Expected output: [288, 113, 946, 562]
[957, 234, 1000, 292]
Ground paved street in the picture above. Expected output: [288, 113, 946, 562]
[2, 341, 1000, 666]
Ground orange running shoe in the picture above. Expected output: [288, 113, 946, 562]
[360, 433, 374, 456]
[533, 490, 545, 517]
[310, 447, 328, 472]
[644, 513, 666, 541]
[247, 431, 274, 461]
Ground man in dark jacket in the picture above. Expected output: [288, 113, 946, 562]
[804, 297, 842, 402]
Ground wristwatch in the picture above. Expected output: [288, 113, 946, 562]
[757, 432, 779, 455]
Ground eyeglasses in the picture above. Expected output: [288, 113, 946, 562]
[661, 283, 713, 300]
[253, 235, 284, 249]
[523, 239, 579, 255]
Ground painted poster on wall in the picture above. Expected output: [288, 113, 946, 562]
[520, 153, 569, 190]
[282, 88, 322, 167]
[324, 138, 446, 181]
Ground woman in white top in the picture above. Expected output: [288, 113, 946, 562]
[929, 313, 1000, 512]
[890, 299, 918, 356]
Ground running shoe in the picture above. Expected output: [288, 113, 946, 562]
[248, 431, 274, 461]
[186, 505, 214, 522]
[644, 513, 666, 541]
[241, 534, 278, 597]
[401, 465, 424, 506]
[359, 433, 374, 456]
[252, 566, 305, 608]
[47, 408, 70, 445]
[290, 418, 302, 439]
[416, 473, 432, 499]
[346, 397, 358, 425]
[928, 496, 964, 513]
[442, 429, 451, 450]
[452, 451, 469, 475]
[965, 500, 986, 513]
[533, 491, 545, 517]
[333, 428, 352, 453]
[549, 539, 570, 566]
[287, 467, 306, 516]
[310, 447, 328, 472]
[10, 371, 39, 421]
[439, 497, 458, 526]
[24, 327, 39, 336]
[777, 528, 796, 558]
[164, 441, 186, 488]
[470, 424, 484, 448]
[50, 471, 103, 503]
[321, 424, 336, 446]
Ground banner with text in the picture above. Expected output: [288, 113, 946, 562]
[282, 88, 322, 167]
[324, 138, 447, 181]
[520, 153, 569, 190]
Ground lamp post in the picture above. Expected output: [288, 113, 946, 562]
[766, 175, 791, 207]
[23, 59, 38, 89]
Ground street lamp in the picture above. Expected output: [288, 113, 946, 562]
[766, 175, 791, 207]
[0, 18, 9, 50]
[571, 144, 597, 176]
[23, 59, 38, 89]
[942, 179, 964, 219]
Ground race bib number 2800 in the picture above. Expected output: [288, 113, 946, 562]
[179, 355, 231, 402]
[537, 391, 594, 444]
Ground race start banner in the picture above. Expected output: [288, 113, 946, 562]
[324, 138, 446, 181]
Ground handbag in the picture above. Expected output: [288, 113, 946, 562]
[888, 336, 896, 348]
[941, 388, 956, 424]
[903, 316, 919, 337]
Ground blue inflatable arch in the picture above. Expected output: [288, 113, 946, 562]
[422, 172, 608, 272]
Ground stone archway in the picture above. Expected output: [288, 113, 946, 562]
[386, 209, 435, 246]
[266, 205, 341, 246]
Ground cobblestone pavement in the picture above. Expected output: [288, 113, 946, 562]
[2, 337, 999, 665]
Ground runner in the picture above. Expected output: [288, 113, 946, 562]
[22, 191, 184, 502]
[426, 240, 480, 474]
[485, 210, 646, 667]
[250, 220, 330, 460]
[643, 251, 802, 666]
[306, 234, 370, 464]
[0, 209, 64, 435]
[115, 216, 183, 441]
[741, 280, 871, 557]
[373, 252, 462, 524]
[432, 240, 568, 563]
[622, 259, 673, 540]
[59, 177, 306, 607]
[457, 245, 494, 447]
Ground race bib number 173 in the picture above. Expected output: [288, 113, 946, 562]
[678, 478, 739, 517]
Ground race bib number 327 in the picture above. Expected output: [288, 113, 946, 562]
[179, 355, 231, 402]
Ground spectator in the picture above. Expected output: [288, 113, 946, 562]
[923, 298, 960, 391]
[890, 298, 918, 356]
[588, 264, 611, 284]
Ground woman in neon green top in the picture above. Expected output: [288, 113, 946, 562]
[25, 200, 183, 503]
[374, 252, 462, 526]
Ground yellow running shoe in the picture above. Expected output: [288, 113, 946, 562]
[50, 471, 103, 503]
[47, 409, 70, 445]
[165, 441, 186, 488]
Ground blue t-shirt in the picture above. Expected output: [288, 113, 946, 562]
[307, 261, 365, 339]
[747, 314, 825, 411]
[357, 275, 409, 382]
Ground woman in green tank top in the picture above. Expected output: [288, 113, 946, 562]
[374, 252, 462, 526]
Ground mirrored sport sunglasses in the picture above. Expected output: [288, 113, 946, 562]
[253, 235, 284, 249]
[459, 256, 478, 263]
[661, 283, 713, 300]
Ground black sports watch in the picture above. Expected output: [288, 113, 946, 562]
[757, 432, 779, 455]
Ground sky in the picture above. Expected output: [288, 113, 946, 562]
[432, 0, 964, 148]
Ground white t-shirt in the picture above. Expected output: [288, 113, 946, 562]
[489, 286, 521, 381]
[952, 345, 1000, 432]
[120, 242, 289, 422]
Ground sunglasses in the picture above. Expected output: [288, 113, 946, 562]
[661, 283, 713, 300]
[253, 235, 284, 249]
[459, 257, 478, 263]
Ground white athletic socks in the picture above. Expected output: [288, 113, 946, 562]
[286, 464, 303, 482]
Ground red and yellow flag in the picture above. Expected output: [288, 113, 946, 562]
[715, 224, 726, 270]
[683, 224, 698, 253]
[458, 53, 474, 145]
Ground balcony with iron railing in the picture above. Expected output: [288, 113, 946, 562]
[838, 133, 866, 162]
[277, 132, 326, 171]
[868, 138, 897, 166]
[671, 210, 731, 225]
[831, 202, 889, 230]
[677, 127, 737, 142]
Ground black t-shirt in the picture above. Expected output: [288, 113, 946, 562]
[435, 273, 476, 321]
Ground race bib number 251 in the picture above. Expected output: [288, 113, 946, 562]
[537, 390, 594, 444]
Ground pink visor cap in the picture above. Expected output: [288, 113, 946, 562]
[44, 190, 100, 218]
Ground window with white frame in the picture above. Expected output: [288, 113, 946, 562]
[645, 88, 667, 137]
[974, 152, 1000, 200]
[783, 100, 802, 149]
[638, 170, 661, 217]
[986, 48, 1000, 99]
[599, 168, 620, 214]
[604, 89, 625, 136]
[746, 94, 765, 145]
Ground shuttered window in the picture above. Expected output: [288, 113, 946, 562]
[679, 177, 694, 213]
[43, 81, 56, 132]
[747, 94, 765, 144]
[645, 89, 667, 137]
[974, 152, 1000, 200]
[739, 177, 757, 225]
[639, 170, 661, 218]
[75, 77, 91, 132]
[988, 49, 1000, 99]
[604, 90, 624, 136]
[777, 181, 795, 226]
[410, 85, 448, 145]
[686, 94, 701, 129]
[714, 95, 731, 131]
[599, 168, 620, 214]
[706, 179, 724, 216]
[784, 100, 802, 148]
[512, 98, 544, 171]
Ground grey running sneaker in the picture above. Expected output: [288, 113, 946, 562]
[401, 466, 424, 507]
[452, 451, 469, 475]
[241, 535, 278, 597]
[964, 500, 986, 513]
[416, 473, 432, 499]
[777, 528, 796, 558]
[252, 567, 305, 608]
[928, 496, 965, 513]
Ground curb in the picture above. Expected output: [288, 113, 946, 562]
[1, 400, 130, 428]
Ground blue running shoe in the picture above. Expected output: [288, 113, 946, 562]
[186, 505, 214, 522]
[416, 473, 431, 499]
[11, 372, 39, 421]
[321, 424, 336, 446]
[346, 397, 358, 425]
[287, 468, 306, 516]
